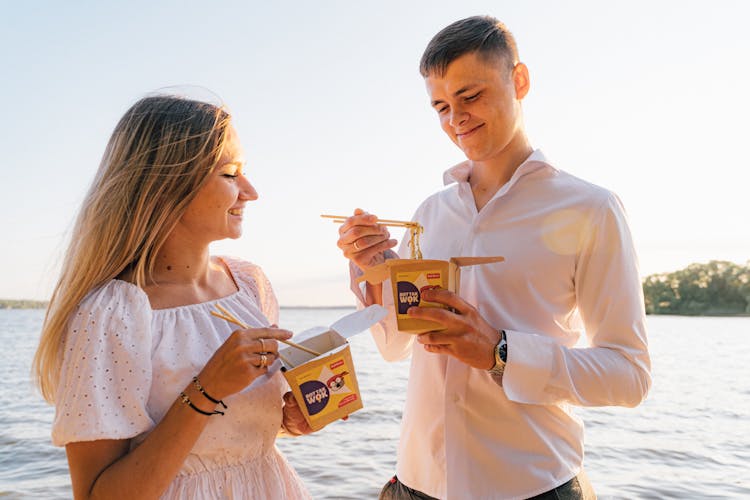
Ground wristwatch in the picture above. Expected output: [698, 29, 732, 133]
[488, 330, 507, 377]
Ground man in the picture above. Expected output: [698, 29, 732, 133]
[337, 15, 650, 499]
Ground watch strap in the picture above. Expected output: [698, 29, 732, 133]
[498, 329, 507, 362]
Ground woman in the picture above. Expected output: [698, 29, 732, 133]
[33, 94, 314, 499]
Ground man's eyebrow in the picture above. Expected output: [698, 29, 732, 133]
[453, 84, 478, 97]
[431, 85, 478, 106]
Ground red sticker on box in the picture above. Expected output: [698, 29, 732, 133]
[330, 359, 344, 370]
[338, 393, 358, 408]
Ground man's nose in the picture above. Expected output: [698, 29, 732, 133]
[449, 105, 468, 128]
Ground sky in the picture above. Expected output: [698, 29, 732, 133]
[1, 1, 748, 306]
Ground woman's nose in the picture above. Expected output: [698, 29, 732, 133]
[239, 175, 258, 201]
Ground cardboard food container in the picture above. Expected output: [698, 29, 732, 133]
[357, 257, 504, 333]
[279, 305, 387, 431]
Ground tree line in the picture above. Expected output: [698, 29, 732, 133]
[643, 260, 750, 315]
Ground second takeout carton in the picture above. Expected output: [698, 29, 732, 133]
[357, 257, 504, 333]
[279, 305, 387, 431]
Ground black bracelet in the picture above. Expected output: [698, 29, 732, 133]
[180, 392, 224, 416]
[192, 376, 228, 409]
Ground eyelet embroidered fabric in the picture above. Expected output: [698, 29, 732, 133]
[52, 256, 311, 499]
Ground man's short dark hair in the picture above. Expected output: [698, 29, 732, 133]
[419, 15, 520, 77]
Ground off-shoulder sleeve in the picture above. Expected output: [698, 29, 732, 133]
[51, 281, 155, 446]
[222, 256, 279, 326]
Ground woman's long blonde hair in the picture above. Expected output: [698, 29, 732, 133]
[33, 95, 232, 402]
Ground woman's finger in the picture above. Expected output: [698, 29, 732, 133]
[252, 351, 277, 369]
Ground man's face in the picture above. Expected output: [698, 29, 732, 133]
[425, 51, 528, 163]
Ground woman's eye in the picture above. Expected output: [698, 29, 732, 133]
[465, 93, 480, 102]
[222, 173, 239, 179]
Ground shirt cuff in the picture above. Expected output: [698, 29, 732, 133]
[501, 329, 555, 404]
[348, 250, 399, 305]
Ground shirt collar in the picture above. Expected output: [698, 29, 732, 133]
[442, 149, 556, 186]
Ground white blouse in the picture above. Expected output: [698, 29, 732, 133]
[52, 256, 311, 499]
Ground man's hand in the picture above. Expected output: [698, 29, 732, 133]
[336, 208, 398, 270]
[408, 288, 501, 370]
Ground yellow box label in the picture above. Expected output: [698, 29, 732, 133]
[290, 356, 358, 421]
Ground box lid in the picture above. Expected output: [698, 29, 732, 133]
[278, 305, 388, 367]
[330, 304, 388, 340]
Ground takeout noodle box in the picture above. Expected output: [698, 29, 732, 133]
[279, 305, 387, 431]
[357, 257, 504, 333]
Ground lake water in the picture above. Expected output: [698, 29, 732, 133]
[1, 310, 748, 499]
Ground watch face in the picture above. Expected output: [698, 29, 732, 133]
[489, 331, 507, 376]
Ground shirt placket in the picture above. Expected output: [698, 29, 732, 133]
[443, 183, 483, 498]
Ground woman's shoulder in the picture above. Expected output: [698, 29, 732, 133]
[77, 279, 151, 319]
[217, 255, 267, 282]
[217, 255, 278, 321]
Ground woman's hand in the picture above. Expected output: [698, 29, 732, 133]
[281, 391, 314, 436]
[197, 326, 293, 400]
[336, 208, 398, 270]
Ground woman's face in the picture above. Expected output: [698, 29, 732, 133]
[177, 123, 258, 243]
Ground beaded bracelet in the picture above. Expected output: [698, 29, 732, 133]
[179, 392, 225, 416]
[192, 376, 228, 409]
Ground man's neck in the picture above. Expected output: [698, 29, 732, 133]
[468, 140, 533, 212]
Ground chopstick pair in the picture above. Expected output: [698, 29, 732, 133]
[321, 214, 421, 229]
[210, 304, 321, 359]
[321, 213, 424, 260]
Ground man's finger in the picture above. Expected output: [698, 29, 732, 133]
[420, 288, 474, 314]
[406, 304, 459, 326]
[337, 210, 378, 235]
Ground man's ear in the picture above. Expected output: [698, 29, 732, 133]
[513, 62, 530, 100]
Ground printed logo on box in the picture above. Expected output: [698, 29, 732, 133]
[396, 281, 420, 314]
[297, 358, 357, 417]
[395, 270, 444, 315]
[300, 380, 329, 415]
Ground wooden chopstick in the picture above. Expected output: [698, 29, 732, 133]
[321, 214, 420, 227]
[210, 307, 322, 357]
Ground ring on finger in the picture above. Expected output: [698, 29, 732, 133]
[353, 240, 361, 251]
[259, 338, 266, 353]
[259, 353, 268, 368]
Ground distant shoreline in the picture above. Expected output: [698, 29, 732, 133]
[0, 300, 49, 310]
[0, 300, 356, 311]
[3, 300, 747, 317]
